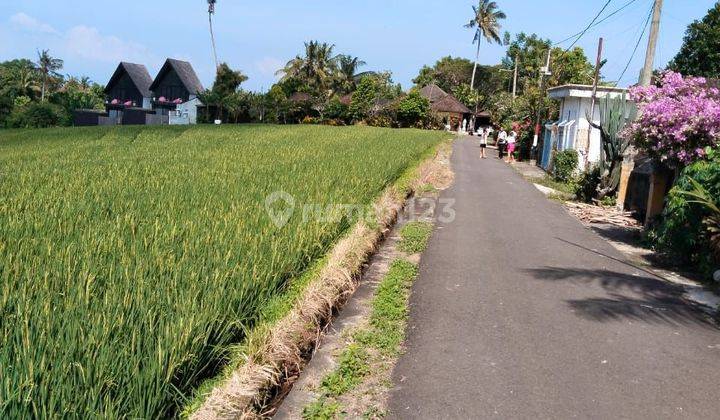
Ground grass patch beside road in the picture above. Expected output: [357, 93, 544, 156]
[302, 259, 419, 419]
[532, 174, 577, 196]
[398, 221, 434, 254]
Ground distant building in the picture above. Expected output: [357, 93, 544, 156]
[540, 84, 631, 171]
[105, 62, 153, 109]
[73, 59, 204, 126]
[419, 84, 477, 131]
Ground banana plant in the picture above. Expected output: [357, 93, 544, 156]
[588, 94, 637, 200]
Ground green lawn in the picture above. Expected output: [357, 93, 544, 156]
[0, 124, 445, 418]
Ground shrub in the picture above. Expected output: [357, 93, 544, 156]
[574, 165, 602, 203]
[649, 148, 720, 277]
[7, 101, 65, 128]
[396, 91, 430, 128]
[349, 76, 377, 122]
[324, 97, 350, 124]
[553, 149, 578, 182]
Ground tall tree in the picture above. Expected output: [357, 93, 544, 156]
[413, 56, 474, 91]
[465, 1, 506, 91]
[36, 49, 63, 102]
[198, 62, 248, 121]
[278, 41, 338, 94]
[207, 0, 219, 70]
[668, 2, 720, 78]
[335, 55, 372, 93]
[504, 33, 594, 93]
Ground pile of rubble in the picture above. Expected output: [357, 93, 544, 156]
[564, 201, 641, 228]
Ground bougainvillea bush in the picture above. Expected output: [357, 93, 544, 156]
[626, 71, 720, 165]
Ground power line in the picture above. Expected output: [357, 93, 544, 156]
[554, 0, 639, 46]
[563, 0, 614, 51]
[616, 2, 653, 84]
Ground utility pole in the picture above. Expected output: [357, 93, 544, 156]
[589, 37, 604, 123]
[532, 48, 552, 157]
[639, 0, 663, 86]
[512, 54, 518, 101]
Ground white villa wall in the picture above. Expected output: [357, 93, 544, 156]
[169, 98, 201, 125]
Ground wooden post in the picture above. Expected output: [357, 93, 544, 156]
[617, 149, 635, 210]
[645, 168, 668, 226]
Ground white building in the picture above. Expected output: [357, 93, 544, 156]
[540, 84, 631, 171]
[169, 98, 202, 125]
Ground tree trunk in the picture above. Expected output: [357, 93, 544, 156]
[470, 39, 481, 90]
[470, 37, 480, 119]
[41, 73, 47, 102]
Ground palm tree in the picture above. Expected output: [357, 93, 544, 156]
[36, 49, 63, 102]
[207, 0, 219, 70]
[278, 41, 339, 92]
[465, 1, 506, 91]
[9, 60, 41, 99]
[335, 55, 374, 93]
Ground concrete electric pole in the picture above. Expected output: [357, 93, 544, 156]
[639, 0, 663, 86]
[512, 55, 518, 100]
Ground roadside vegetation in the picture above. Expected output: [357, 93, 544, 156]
[0, 124, 445, 418]
[301, 216, 435, 419]
[303, 259, 420, 419]
[398, 222, 434, 254]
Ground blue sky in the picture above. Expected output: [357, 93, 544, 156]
[1, 1, 716, 92]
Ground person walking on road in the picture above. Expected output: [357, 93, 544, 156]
[506, 129, 517, 163]
[479, 128, 488, 159]
[496, 128, 507, 159]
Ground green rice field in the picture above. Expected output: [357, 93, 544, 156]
[0, 125, 445, 418]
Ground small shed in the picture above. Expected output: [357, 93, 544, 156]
[541, 84, 632, 171]
[104, 62, 153, 109]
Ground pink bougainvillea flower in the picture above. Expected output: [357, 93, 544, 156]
[625, 71, 720, 165]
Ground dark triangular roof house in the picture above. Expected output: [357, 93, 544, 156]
[149, 58, 204, 102]
[104, 62, 153, 107]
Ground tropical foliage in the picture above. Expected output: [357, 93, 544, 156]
[0, 54, 104, 128]
[668, 2, 720, 79]
[649, 148, 720, 277]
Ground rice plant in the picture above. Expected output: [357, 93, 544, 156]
[0, 124, 444, 418]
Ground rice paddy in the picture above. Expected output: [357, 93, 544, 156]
[0, 124, 445, 418]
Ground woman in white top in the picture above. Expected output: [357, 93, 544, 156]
[479, 128, 488, 159]
[506, 130, 517, 163]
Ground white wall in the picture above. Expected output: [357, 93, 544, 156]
[169, 98, 201, 125]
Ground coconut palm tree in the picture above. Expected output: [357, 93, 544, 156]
[207, 0, 219, 70]
[278, 41, 338, 92]
[465, 1, 506, 91]
[36, 49, 63, 102]
[335, 55, 374, 93]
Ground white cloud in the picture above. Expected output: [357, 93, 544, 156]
[63, 25, 160, 66]
[254, 57, 283, 78]
[6, 13, 160, 68]
[10, 12, 58, 34]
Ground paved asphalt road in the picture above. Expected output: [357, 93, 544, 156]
[389, 138, 720, 419]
